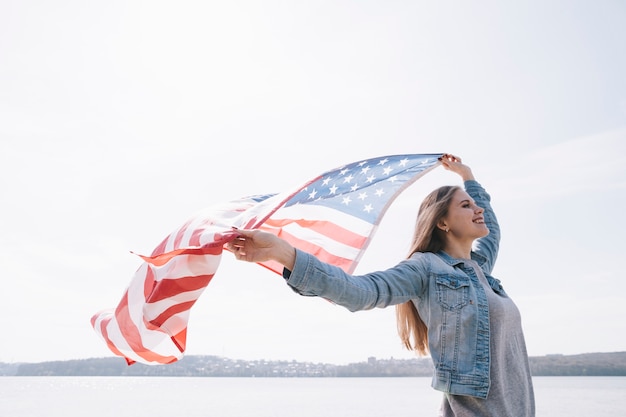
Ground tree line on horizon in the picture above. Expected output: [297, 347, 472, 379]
[2, 351, 625, 377]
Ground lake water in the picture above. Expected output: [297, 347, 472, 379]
[0, 376, 624, 416]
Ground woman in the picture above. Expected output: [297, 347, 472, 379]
[229, 154, 535, 416]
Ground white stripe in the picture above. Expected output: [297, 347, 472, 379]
[94, 308, 161, 364]
[163, 226, 184, 253]
[93, 252, 223, 364]
[228, 192, 293, 229]
[151, 253, 221, 281]
[197, 226, 230, 247]
[155, 310, 192, 338]
[124, 264, 186, 359]
[124, 253, 222, 361]
[144, 286, 207, 332]
[263, 222, 365, 260]
[177, 215, 214, 248]
[269, 204, 373, 236]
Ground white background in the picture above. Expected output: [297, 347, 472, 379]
[1, 0, 625, 364]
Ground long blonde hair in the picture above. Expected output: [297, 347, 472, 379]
[395, 185, 460, 355]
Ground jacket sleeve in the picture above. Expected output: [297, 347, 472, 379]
[466, 180, 500, 274]
[282, 249, 430, 312]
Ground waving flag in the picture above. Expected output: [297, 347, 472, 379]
[91, 153, 443, 365]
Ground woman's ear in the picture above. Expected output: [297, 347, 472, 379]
[437, 220, 449, 233]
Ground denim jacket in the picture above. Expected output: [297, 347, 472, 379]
[283, 180, 504, 399]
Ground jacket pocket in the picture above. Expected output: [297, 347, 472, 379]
[435, 274, 470, 310]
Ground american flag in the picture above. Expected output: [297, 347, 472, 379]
[91, 153, 443, 365]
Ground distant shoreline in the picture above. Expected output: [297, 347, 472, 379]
[2, 351, 626, 377]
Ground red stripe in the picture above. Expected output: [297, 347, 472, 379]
[265, 227, 354, 272]
[173, 219, 193, 249]
[146, 273, 215, 303]
[143, 266, 156, 299]
[98, 236, 233, 364]
[189, 220, 213, 247]
[136, 245, 224, 267]
[264, 217, 367, 248]
[96, 315, 130, 362]
[114, 289, 179, 364]
[151, 236, 170, 257]
[257, 258, 354, 280]
[171, 328, 187, 354]
[147, 300, 197, 329]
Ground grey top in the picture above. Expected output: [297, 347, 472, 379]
[440, 261, 535, 417]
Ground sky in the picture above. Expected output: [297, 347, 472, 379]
[1, 1, 625, 365]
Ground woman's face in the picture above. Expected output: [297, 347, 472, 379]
[442, 189, 489, 239]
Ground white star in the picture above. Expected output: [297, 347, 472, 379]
[322, 177, 331, 186]
[342, 196, 352, 205]
[358, 161, 367, 167]
[343, 174, 354, 183]
[388, 175, 399, 183]
[340, 168, 349, 175]
[363, 204, 373, 213]
[383, 166, 393, 175]
[366, 175, 376, 183]
[399, 158, 409, 167]
[308, 189, 317, 199]
[351, 184, 359, 191]
[375, 188, 385, 197]
[377, 158, 389, 166]
[329, 184, 338, 194]
[361, 166, 371, 175]
[358, 191, 367, 200]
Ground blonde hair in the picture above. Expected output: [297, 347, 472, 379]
[396, 185, 460, 355]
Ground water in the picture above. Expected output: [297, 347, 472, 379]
[0, 376, 624, 417]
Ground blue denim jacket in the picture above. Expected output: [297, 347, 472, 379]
[283, 180, 504, 398]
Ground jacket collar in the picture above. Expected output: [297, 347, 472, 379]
[436, 250, 488, 268]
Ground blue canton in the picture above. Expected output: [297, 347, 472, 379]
[283, 154, 441, 223]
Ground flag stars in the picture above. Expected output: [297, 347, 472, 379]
[280, 155, 438, 220]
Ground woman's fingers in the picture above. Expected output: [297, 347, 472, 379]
[441, 153, 461, 163]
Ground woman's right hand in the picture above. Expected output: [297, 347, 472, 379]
[228, 229, 297, 270]
[439, 154, 475, 181]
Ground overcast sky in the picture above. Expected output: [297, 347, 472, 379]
[1, 1, 625, 365]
